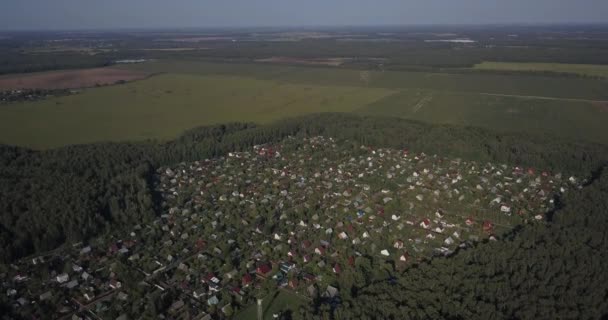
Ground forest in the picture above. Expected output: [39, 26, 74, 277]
[1, 113, 608, 318]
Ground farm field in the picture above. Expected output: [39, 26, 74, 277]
[122, 60, 608, 100]
[474, 61, 608, 78]
[0, 73, 394, 149]
[0, 67, 151, 90]
[2, 60, 608, 149]
[356, 89, 608, 144]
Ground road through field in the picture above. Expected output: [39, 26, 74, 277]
[479, 92, 608, 103]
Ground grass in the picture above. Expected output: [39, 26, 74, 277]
[123, 60, 608, 100]
[3, 60, 608, 149]
[474, 61, 608, 79]
[237, 290, 308, 320]
[0, 74, 393, 149]
[357, 89, 608, 144]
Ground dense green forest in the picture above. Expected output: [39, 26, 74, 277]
[311, 165, 608, 320]
[1, 114, 607, 263]
[1, 114, 608, 319]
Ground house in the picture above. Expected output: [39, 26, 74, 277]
[465, 217, 474, 226]
[394, 240, 404, 249]
[207, 295, 219, 306]
[315, 247, 325, 255]
[80, 246, 92, 255]
[39, 291, 52, 301]
[193, 288, 207, 299]
[242, 273, 253, 287]
[420, 219, 431, 229]
[209, 283, 221, 292]
[279, 262, 296, 274]
[117, 292, 129, 301]
[289, 278, 299, 289]
[338, 232, 348, 240]
[332, 263, 341, 274]
[225, 269, 238, 280]
[66, 280, 79, 289]
[307, 285, 317, 297]
[323, 285, 339, 298]
[109, 279, 122, 289]
[56, 273, 69, 283]
[204, 273, 221, 284]
[380, 249, 390, 256]
[483, 221, 494, 233]
[256, 264, 272, 277]
[303, 273, 316, 283]
[302, 240, 312, 249]
[399, 253, 409, 263]
[344, 256, 353, 268]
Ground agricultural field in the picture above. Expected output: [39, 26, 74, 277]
[123, 60, 608, 100]
[357, 89, 608, 144]
[2, 60, 608, 149]
[474, 61, 608, 78]
[0, 67, 150, 90]
[0, 74, 394, 149]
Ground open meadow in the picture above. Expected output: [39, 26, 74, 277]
[0, 73, 394, 149]
[474, 61, 608, 78]
[0, 67, 150, 90]
[356, 89, 608, 144]
[2, 60, 608, 149]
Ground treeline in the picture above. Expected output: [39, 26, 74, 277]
[307, 164, 608, 320]
[5, 38, 608, 76]
[1, 113, 607, 265]
[0, 50, 146, 75]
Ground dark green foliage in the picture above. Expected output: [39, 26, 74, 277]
[1, 114, 607, 263]
[328, 166, 608, 320]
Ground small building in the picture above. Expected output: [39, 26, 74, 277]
[256, 264, 272, 277]
[332, 263, 341, 274]
[420, 219, 431, 229]
[56, 273, 69, 283]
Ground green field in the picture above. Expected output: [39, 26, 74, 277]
[474, 61, 608, 78]
[123, 60, 608, 100]
[2, 60, 608, 149]
[0, 74, 394, 149]
[357, 89, 608, 143]
[237, 290, 308, 320]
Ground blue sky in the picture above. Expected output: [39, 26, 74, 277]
[1, 0, 608, 30]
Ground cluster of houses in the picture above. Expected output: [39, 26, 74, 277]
[1, 136, 579, 319]
[0, 88, 76, 104]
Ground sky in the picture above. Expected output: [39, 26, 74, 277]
[1, 0, 608, 30]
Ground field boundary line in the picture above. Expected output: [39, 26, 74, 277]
[478, 93, 608, 103]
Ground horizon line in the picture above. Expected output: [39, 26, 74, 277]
[3, 22, 608, 33]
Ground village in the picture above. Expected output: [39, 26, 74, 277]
[1, 136, 580, 319]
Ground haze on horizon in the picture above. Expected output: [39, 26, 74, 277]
[1, 0, 608, 31]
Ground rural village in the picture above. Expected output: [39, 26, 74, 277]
[1, 136, 580, 319]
